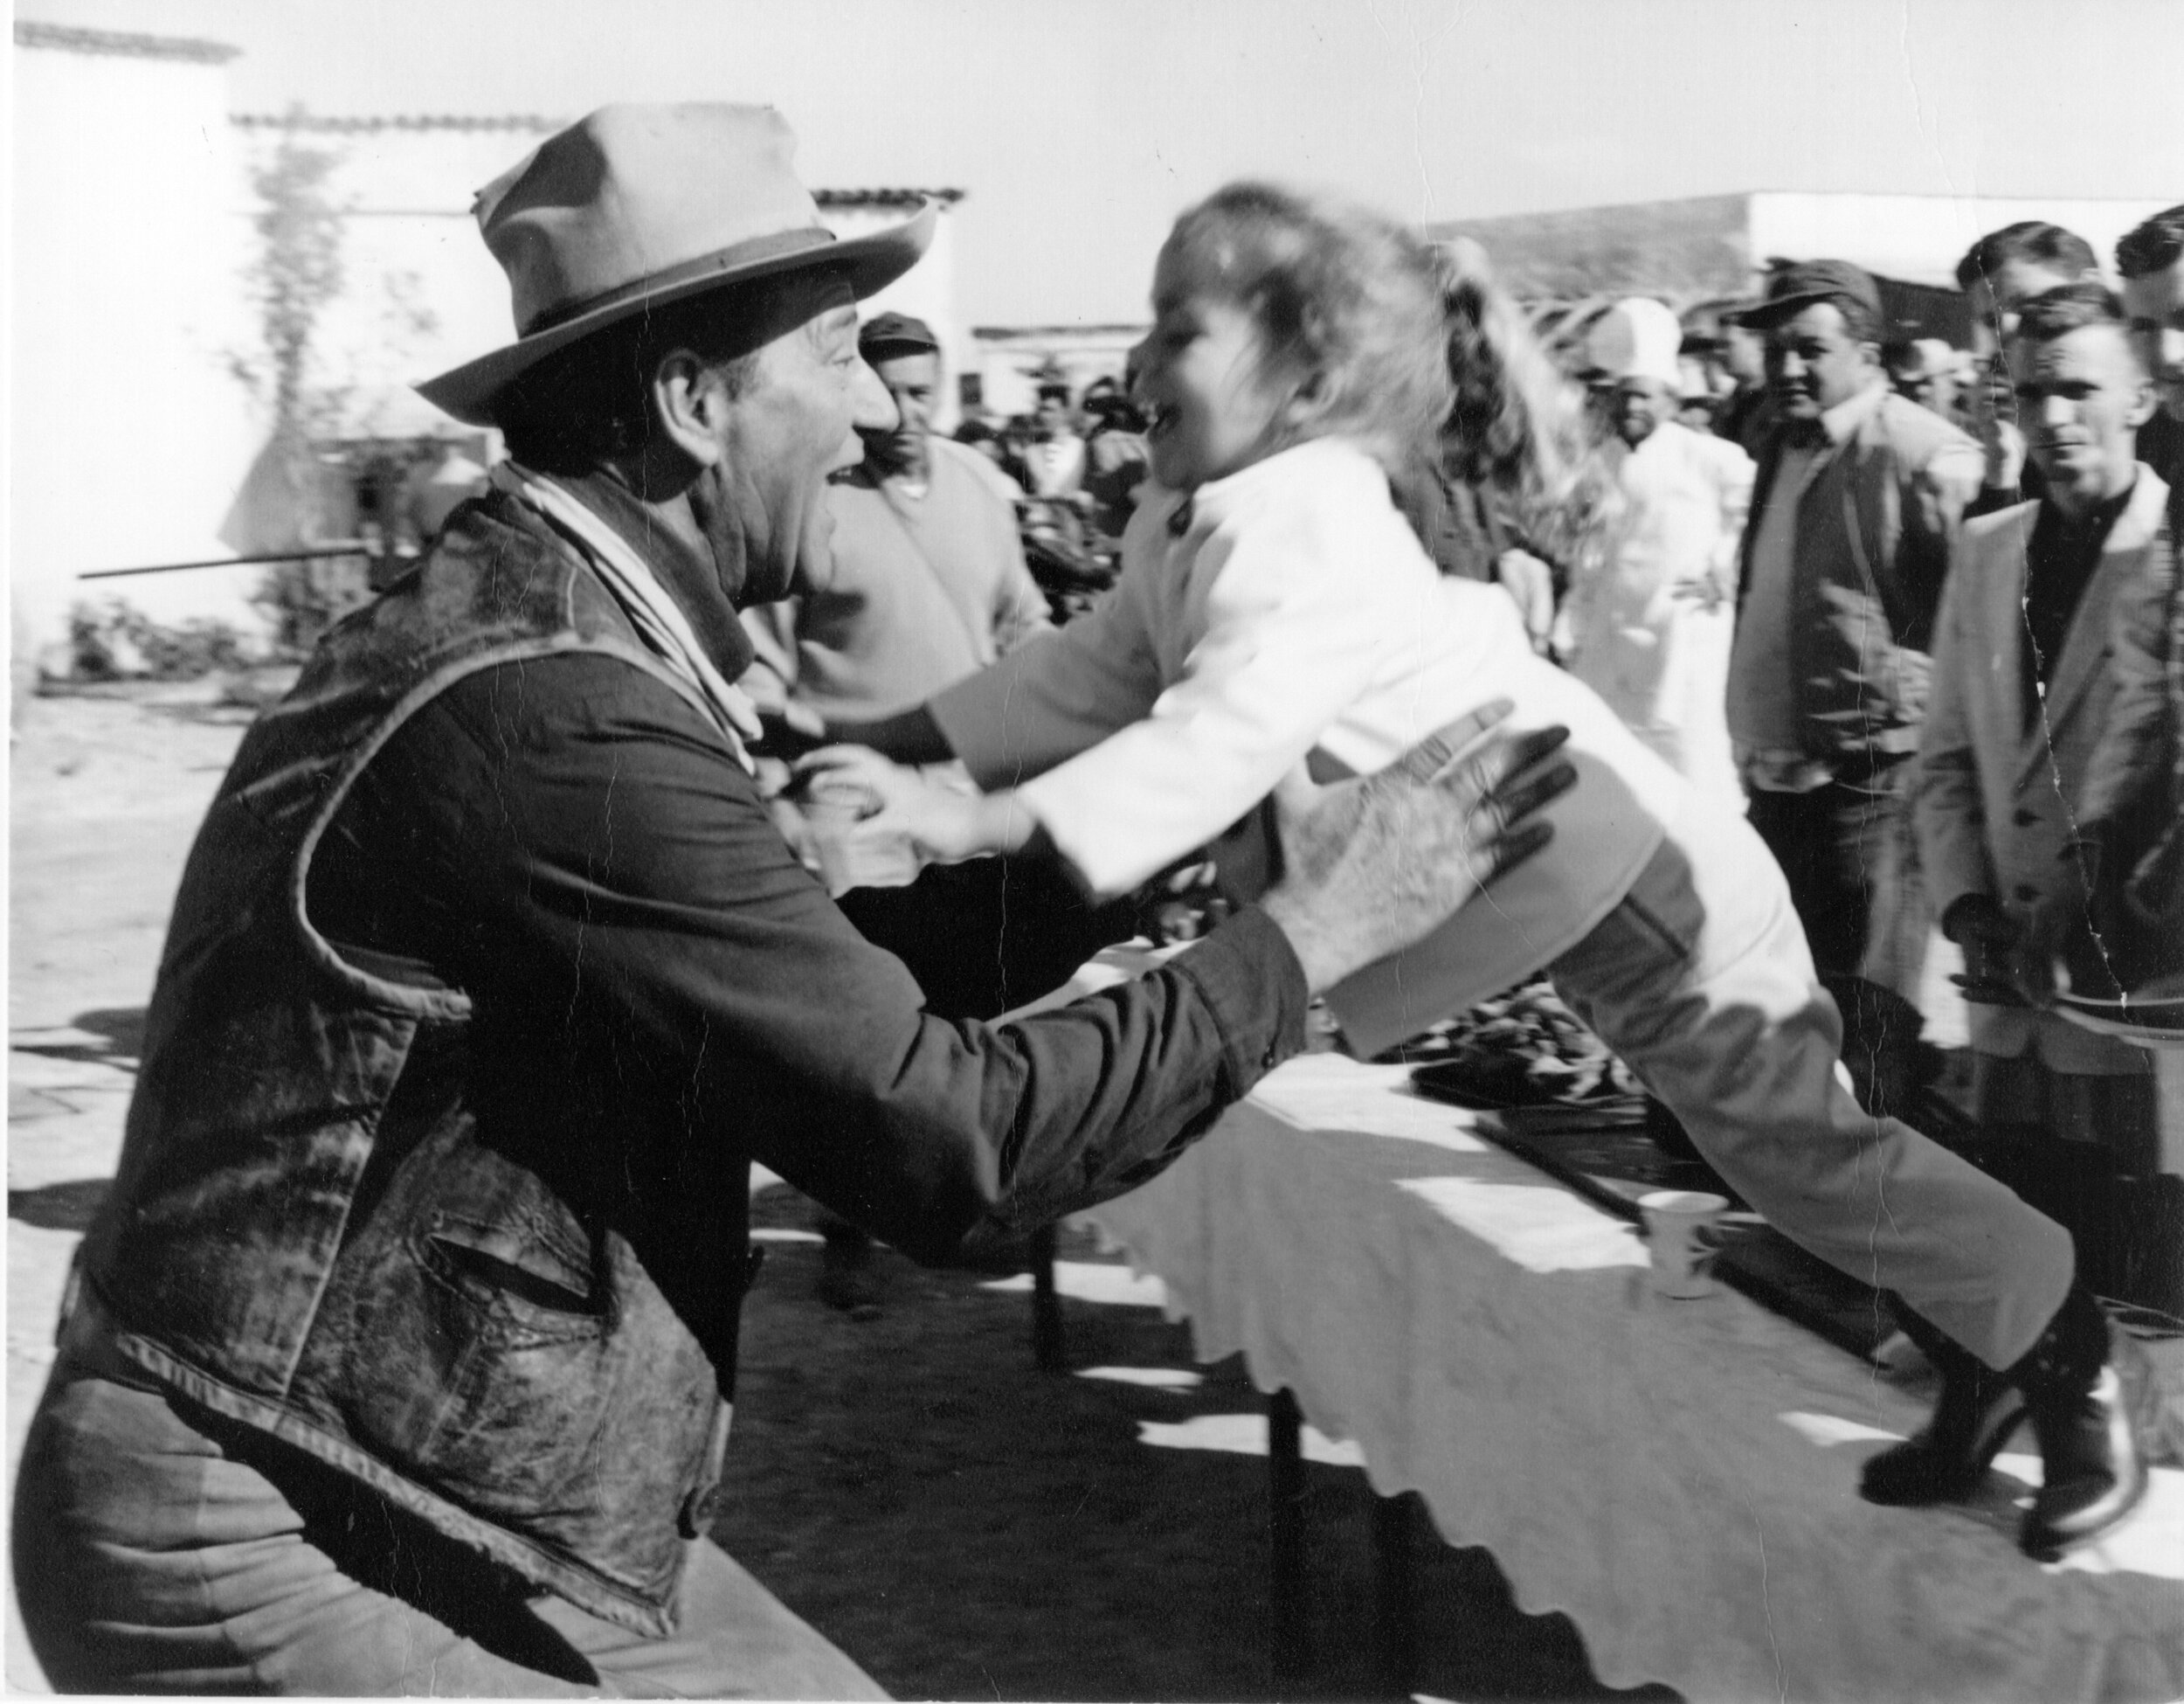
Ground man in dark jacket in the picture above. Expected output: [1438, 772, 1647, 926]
[2118, 203, 2184, 493]
[10, 105, 1568, 1696]
[1726, 260, 1983, 1115]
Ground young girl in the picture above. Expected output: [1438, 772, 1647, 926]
[810, 183, 2148, 1559]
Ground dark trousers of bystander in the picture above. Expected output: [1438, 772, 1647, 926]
[812, 855, 1141, 1308]
[1966, 1052, 2177, 1313]
[1745, 759, 1931, 1119]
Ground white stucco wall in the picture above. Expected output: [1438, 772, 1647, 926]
[12, 34, 265, 658]
[232, 121, 965, 436]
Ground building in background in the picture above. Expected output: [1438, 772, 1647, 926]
[11, 23, 263, 668]
[228, 112, 968, 440]
[7, 31, 968, 671]
[969, 325, 1145, 420]
[1427, 190, 2173, 342]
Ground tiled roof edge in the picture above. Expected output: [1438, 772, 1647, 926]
[14, 20, 238, 63]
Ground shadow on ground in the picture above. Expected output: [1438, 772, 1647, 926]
[719, 1193, 1677, 1703]
[7, 1180, 112, 1233]
[11, 1008, 148, 1069]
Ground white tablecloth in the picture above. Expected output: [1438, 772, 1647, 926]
[1089, 1055, 2184, 1704]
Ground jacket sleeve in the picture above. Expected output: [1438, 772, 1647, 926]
[333, 655, 1310, 1263]
[1904, 435, 1983, 630]
[1708, 436, 1756, 591]
[1007, 494, 1402, 899]
[989, 496, 1054, 657]
[1912, 526, 1996, 923]
[928, 523, 1169, 789]
[2077, 515, 2179, 832]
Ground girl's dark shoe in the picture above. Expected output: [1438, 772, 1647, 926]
[1859, 1302, 2027, 1506]
[2008, 1285, 2151, 1562]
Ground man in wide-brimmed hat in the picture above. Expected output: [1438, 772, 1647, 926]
[12, 103, 1570, 1694]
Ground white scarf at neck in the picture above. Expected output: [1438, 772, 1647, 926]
[494, 463, 760, 773]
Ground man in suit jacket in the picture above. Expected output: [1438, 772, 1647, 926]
[1728, 260, 1983, 1117]
[1915, 282, 2169, 1291]
[1954, 221, 2105, 519]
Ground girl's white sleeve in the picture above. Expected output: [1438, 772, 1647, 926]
[926, 553, 1166, 791]
[1013, 498, 1400, 899]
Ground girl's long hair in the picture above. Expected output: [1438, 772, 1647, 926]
[1432, 238, 1618, 571]
[1159, 184, 1613, 569]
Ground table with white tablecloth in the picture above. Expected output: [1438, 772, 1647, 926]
[1086, 1055, 2184, 1704]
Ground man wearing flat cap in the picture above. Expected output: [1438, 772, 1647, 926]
[1726, 259, 1983, 1117]
[740, 308, 1116, 1314]
[11, 103, 1568, 1694]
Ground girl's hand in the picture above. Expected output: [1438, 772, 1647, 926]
[796, 747, 1013, 866]
[1494, 550, 1557, 655]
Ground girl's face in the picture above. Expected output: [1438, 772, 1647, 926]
[1133, 247, 1293, 491]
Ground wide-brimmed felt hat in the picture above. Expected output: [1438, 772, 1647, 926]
[418, 104, 934, 426]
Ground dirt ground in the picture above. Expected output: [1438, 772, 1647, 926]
[5, 681, 1685, 1701]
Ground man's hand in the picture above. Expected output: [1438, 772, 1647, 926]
[1258, 702, 1575, 993]
[796, 745, 1028, 864]
[1944, 894, 2049, 1008]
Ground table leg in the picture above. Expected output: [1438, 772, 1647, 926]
[1372, 1491, 1415, 1695]
[1030, 1223, 1065, 1371]
[1267, 1387, 1309, 1688]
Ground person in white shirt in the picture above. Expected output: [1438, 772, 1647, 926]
[803, 180, 2153, 1560]
[1565, 298, 1752, 810]
[1022, 381, 1088, 498]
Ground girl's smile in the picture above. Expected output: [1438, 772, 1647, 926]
[1132, 249, 1293, 491]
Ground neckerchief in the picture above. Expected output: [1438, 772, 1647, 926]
[494, 462, 760, 772]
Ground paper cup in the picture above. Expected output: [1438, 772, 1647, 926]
[1638, 1188, 1728, 1299]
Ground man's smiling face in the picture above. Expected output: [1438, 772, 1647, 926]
[685, 274, 895, 606]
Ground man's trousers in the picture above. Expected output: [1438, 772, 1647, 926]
[13, 1317, 888, 1698]
[1745, 760, 1932, 1119]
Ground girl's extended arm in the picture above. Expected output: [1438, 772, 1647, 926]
[822, 704, 958, 765]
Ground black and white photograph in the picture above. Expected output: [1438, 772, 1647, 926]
[6, 2, 2183, 1697]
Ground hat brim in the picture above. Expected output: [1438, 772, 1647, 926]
[1732, 287, 1876, 331]
[417, 200, 938, 426]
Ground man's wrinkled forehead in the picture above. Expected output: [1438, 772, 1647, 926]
[2011, 319, 2139, 381]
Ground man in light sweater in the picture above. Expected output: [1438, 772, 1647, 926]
[743, 313, 1123, 1313]
[743, 312, 1049, 725]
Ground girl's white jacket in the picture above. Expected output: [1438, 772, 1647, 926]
[930, 438, 1696, 1054]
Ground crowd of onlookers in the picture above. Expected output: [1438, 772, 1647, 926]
[895, 207, 2184, 1316]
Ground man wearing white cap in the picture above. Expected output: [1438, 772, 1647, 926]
[9, 104, 1566, 1694]
[1565, 298, 1753, 809]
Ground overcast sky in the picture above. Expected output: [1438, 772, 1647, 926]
[24, 0, 2184, 325]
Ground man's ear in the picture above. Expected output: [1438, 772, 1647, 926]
[2123, 369, 2157, 432]
[651, 350, 726, 468]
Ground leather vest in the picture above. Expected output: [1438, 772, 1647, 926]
[79, 489, 746, 1637]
